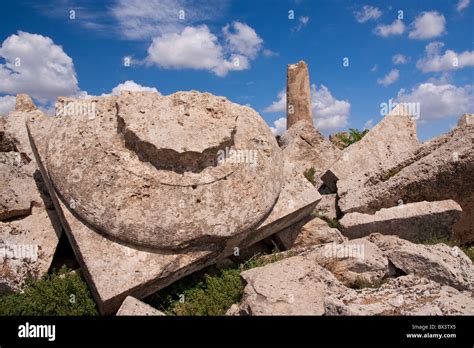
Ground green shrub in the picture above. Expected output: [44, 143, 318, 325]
[147, 251, 295, 316]
[0, 266, 98, 315]
[303, 167, 316, 186]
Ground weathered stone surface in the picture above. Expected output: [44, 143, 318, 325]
[116, 296, 165, 316]
[314, 194, 338, 220]
[3, 96, 44, 161]
[338, 124, 474, 242]
[368, 234, 473, 291]
[15, 94, 37, 112]
[274, 217, 345, 250]
[340, 200, 462, 242]
[0, 97, 61, 294]
[286, 61, 313, 129]
[238, 255, 346, 315]
[27, 93, 321, 314]
[0, 206, 61, 294]
[325, 275, 474, 315]
[458, 113, 473, 127]
[278, 120, 341, 190]
[302, 238, 390, 287]
[0, 117, 16, 152]
[45, 92, 283, 250]
[0, 153, 37, 220]
[321, 105, 420, 193]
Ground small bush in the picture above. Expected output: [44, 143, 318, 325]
[147, 251, 295, 316]
[303, 167, 316, 186]
[313, 212, 342, 230]
[351, 276, 388, 290]
[0, 266, 98, 316]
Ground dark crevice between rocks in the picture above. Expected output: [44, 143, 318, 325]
[49, 232, 79, 273]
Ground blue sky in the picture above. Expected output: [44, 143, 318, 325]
[0, 0, 472, 141]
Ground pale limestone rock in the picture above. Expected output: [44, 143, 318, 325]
[274, 217, 345, 250]
[325, 275, 474, 315]
[116, 296, 165, 316]
[321, 105, 420, 193]
[314, 194, 338, 220]
[458, 113, 473, 127]
[286, 61, 313, 129]
[278, 120, 341, 190]
[45, 92, 283, 250]
[338, 123, 474, 242]
[368, 234, 473, 291]
[238, 255, 346, 315]
[302, 238, 390, 287]
[0, 206, 61, 294]
[15, 94, 37, 112]
[27, 93, 321, 314]
[340, 200, 462, 242]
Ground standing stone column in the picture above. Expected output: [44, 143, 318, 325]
[286, 61, 313, 129]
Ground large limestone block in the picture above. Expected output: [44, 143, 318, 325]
[368, 234, 473, 291]
[116, 296, 165, 316]
[302, 238, 391, 287]
[274, 217, 345, 250]
[325, 275, 474, 315]
[339, 124, 474, 242]
[27, 92, 321, 314]
[286, 61, 313, 128]
[340, 200, 462, 242]
[321, 105, 420, 193]
[238, 255, 346, 315]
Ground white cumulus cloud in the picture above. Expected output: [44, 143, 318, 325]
[377, 69, 400, 86]
[408, 11, 446, 40]
[110, 80, 160, 95]
[270, 117, 286, 136]
[0, 31, 79, 103]
[392, 54, 409, 65]
[145, 23, 261, 76]
[267, 84, 350, 134]
[416, 42, 474, 73]
[374, 19, 405, 37]
[222, 22, 263, 59]
[0, 95, 16, 115]
[456, 0, 470, 11]
[355, 5, 382, 23]
[395, 82, 473, 121]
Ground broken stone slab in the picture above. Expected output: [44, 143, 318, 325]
[325, 275, 474, 315]
[338, 123, 474, 242]
[0, 206, 61, 295]
[274, 217, 345, 251]
[3, 95, 43, 161]
[116, 296, 165, 316]
[0, 153, 38, 220]
[278, 120, 341, 190]
[301, 238, 391, 287]
[27, 93, 321, 315]
[458, 113, 473, 127]
[368, 234, 473, 291]
[238, 254, 346, 315]
[340, 200, 462, 242]
[321, 105, 420, 193]
[286, 61, 313, 129]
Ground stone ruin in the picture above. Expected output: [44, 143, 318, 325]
[0, 61, 473, 316]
